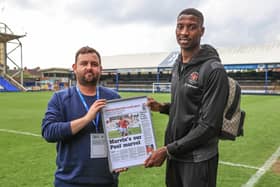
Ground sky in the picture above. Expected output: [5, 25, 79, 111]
[1, 0, 280, 69]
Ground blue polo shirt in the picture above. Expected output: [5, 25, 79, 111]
[42, 86, 120, 186]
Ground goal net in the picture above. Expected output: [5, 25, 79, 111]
[152, 82, 171, 93]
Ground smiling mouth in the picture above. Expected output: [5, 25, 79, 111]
[179, 39, 190, 44]
[85, 72, 94, 76]
[84, 72, 94, 79]
[179, 38, 190, 43]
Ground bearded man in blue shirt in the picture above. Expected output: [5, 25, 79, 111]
[42, 46, 125, 187]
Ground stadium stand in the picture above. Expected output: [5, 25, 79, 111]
[0, 22, 26, 92]
[1, 39, 278, 94]
[228, 70, 280, 93]
[0, 76, 20, 92]
[99, 43, 280, 94]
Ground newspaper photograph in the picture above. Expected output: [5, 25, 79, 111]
[101, 96, 156, 171]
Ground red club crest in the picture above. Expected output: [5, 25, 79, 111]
[190, 72, 199, 81]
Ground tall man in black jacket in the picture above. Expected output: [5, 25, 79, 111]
[144, 8, 229, 187]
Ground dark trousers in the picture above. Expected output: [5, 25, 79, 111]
[166, 154, 219, 187]
[54, 179, 118, 187]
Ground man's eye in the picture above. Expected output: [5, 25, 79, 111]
[177, 24, 183, 30]
[91, 63, 99, 67]
[188, 25, 197, 30]
[80, 62, 87, 66]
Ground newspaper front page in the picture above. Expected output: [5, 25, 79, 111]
[101, 96, 156, 171]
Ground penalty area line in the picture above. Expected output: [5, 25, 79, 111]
[0, 128, 41, 137]
[1, 129, 261, 169]
[219, 160, 261, 171]
[3, 126, 276, 184]
[242, 145, 280, 187]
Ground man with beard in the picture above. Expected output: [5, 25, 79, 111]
[42, 46, 124, 187]
[144, 8, 229, 187]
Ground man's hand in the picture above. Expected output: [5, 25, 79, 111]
[84, 99, 107, 122]
[71, 99, 106, 135]
[113, 168, 128, 173]
[147, 97, 164, 112]
[144, 147, 167, 168]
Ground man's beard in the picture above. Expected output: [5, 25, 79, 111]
[78, 75, 99, 86]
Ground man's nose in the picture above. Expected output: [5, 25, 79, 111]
[86, 63, 92, 69]
[180, 27, 190, 35]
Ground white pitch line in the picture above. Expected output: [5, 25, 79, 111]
[219, 161, 261, 171]
[0, 128, 41, 137]
[242, 146, 280, 187]
[2, 126, 277, 187]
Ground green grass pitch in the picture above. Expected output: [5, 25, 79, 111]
[0, 91, 279, 187]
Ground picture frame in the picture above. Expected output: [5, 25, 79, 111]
[101, 96, 157, 171]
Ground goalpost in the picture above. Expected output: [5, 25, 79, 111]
[152, 82, 171, 93]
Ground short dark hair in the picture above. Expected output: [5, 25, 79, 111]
[75, 46, 101, 64]
[177, 8, 204, 26]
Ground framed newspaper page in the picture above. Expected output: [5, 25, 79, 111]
[101, 96, 157, 172]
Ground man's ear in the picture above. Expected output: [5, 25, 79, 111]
[200, 26, 205, 37]
[72, 63, 77, 72]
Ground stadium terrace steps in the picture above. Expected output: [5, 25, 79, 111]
[0, 76, 20, 92]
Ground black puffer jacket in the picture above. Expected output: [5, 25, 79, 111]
[162, 44, 229, 162]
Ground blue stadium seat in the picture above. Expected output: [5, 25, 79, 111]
[0, 76, 20, 92]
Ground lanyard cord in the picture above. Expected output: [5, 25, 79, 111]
[76, 86, 100, 132]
